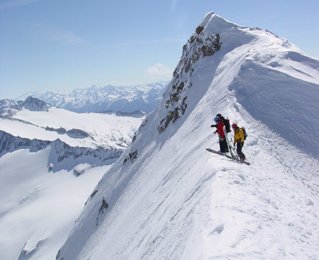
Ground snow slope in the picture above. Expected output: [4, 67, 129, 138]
[0, 148, 110, 260]
[58, 13, 319, 259]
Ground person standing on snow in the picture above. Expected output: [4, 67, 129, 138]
[232, 123, 246, 161]
[211, 115, 229, 153]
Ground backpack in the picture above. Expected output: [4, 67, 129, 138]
[241, 127, 247, 140]
[223, 118, 231, 133]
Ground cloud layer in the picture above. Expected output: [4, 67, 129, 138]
[0, 0, 41, 10]
[146, 64, 172, 77]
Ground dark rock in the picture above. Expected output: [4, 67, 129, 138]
[66, 129, 89, 139]
[99, 198, 109, 214]
[123, 150, 138, 163]
[22, 96, 50, 111]
[195, 25, 204, 34]
[96, 198, 109, 226]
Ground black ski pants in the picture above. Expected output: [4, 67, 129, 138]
[236, 142, 246, 160]
[219, 138, 228, 153]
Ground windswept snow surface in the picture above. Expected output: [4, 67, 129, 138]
[58, 13, 319, 259]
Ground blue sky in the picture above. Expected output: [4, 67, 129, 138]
[0, 0, 318, 98]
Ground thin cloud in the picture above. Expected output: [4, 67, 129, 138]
[170, 0, 179, 12]
[97, 37, 186, 49]
[162, 37, 186, 43]
[146, 64, 172, 77]
[48, 28, 85, 46]
[26, 22, 86, 46]
[0, 0, 41, 10]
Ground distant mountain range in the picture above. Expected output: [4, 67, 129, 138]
[16, 82, 168, 113]
[0, 96, 50, 117]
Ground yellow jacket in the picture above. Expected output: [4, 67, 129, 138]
[234, 128, 245, 143]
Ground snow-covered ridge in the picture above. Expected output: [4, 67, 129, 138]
[17, 82, 168, 113]
[0, 130, 50, 157]
[0, 130, 120, 172]
[57, 12, 319, 260]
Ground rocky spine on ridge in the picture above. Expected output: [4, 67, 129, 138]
[158, 25, 221, 133]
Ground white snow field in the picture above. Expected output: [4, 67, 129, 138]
[57, 13, 319, 260]
[0, 107, 144, 259]
[0, 148, 110, 260]
[1, 107, 143, 149]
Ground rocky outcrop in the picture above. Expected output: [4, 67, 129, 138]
[18, 239, 47, 260]
[0, 130, 122, 172]
[45, 127, 89, 139]
[48, 139, 121, 172]
[0, 130, 50, 157]
[22, 96, 50, 111]
[0, 99, 21, 117]
[66, 129, 89, 139]
[158, 26, 221, 133]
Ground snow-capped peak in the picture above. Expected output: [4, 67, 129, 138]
[201, 12, 241, 32]
[0, 96, 50, 117]
[0, 99, 20, 117]
[16, 82, 168, 114]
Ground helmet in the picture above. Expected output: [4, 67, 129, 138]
[232, 123, 238, 129]
[214, 113, 222, 122]
[214, 116, 220, 123]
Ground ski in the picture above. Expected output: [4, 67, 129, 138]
[223, 126, 235, 158]
[206, 148, 250, 165]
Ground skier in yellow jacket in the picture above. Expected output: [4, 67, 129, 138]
[232, 123, 246, 161]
